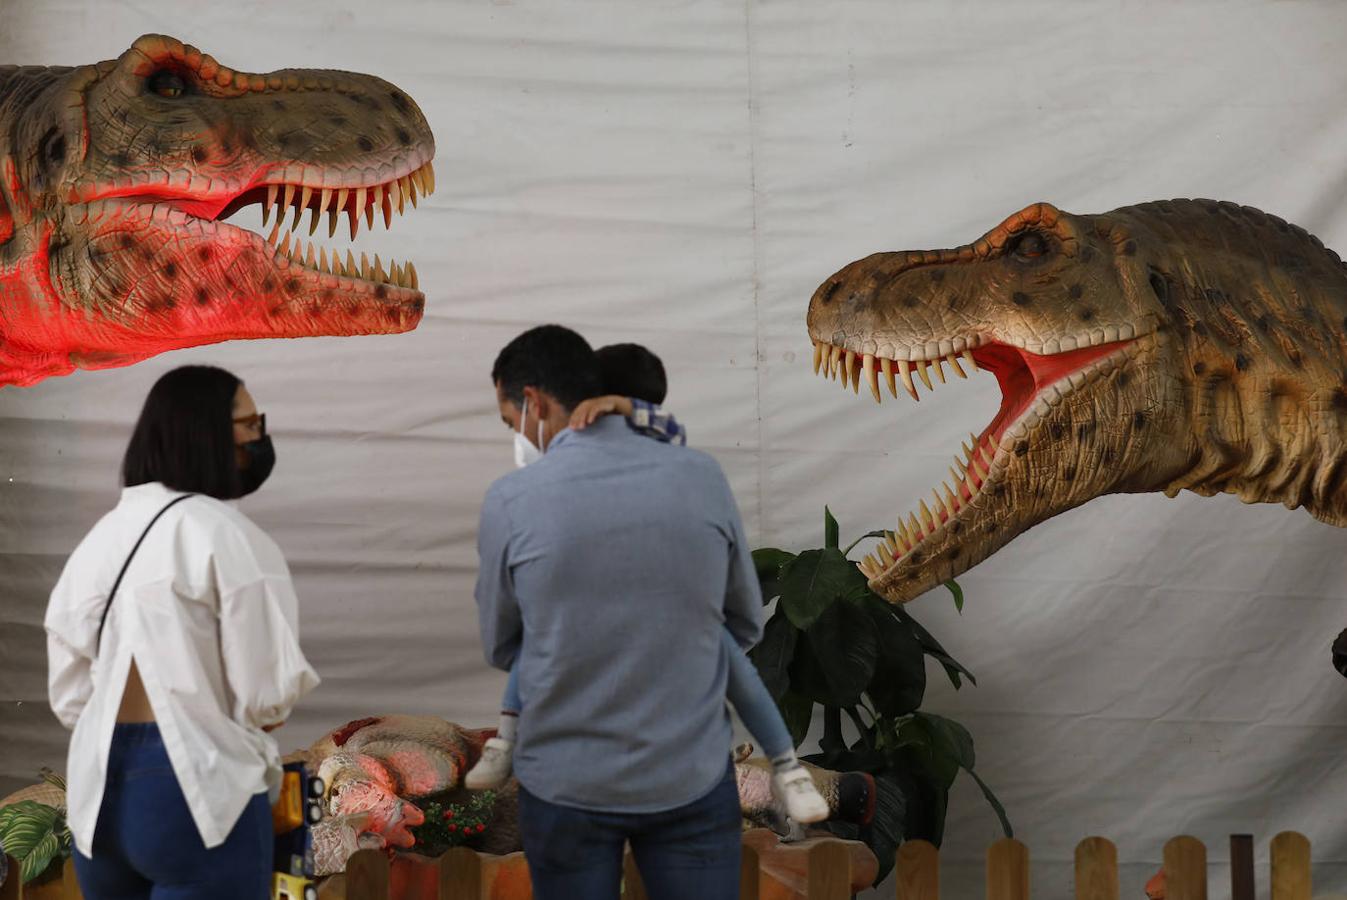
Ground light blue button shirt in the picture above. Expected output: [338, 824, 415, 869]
[474, 416, 763, 813]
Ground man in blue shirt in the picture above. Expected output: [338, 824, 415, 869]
[475, 325, 763, 900]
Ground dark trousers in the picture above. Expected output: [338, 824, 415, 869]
[518, 763, 742, 900]
[73, 723, 271, 900]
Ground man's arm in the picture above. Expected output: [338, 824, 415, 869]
[475, 484, 523, 671]
[717, 470, 764, 648]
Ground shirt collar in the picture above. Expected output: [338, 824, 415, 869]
[547, 415, 626, 452]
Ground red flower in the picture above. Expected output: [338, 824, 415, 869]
[476, 824, 487, 833]
[444, 809, 455, 820]
[447, 824, 458, 833]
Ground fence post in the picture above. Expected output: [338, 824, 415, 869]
[0, 856, 18, 900]
[987, 838, 1029, 900]
[807, 839, 852, 900]
[1074, 836, 1118, 900]
[439, 846, 482, 900]
[1271, 832, 1311, 900]
[346, 848, 392, 900]
[896, 840, 939, 900]
[1163, 837, 1206, 900]
[1230, 835, 1254, 900]
[738, 840, 759, 900]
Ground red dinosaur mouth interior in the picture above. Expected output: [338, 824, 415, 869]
[810, 336, 1131, 578]
[85, 161, 435, 293]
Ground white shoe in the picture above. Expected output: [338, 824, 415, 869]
[464, 737, 514, 790]
[773, 767, 829, 824]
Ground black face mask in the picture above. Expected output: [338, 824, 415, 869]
[236, 435, 276, 497]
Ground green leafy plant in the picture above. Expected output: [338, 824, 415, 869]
[0, 770, 72, 884]
[750, 508, 1010, 883]
[405, 790, 497, 857]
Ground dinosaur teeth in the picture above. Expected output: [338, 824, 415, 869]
[947, 352, 967, 378]
[263, 185, 277, 226]
[897, 359, 918, 401]
[863, 353, 880, 403]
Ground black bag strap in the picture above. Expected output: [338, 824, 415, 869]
[96, 493, 198, 655]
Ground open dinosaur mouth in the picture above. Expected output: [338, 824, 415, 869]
[220, 161, 435, 291]
[79, 159, 435, 294]
[809, 334, 1135, 580]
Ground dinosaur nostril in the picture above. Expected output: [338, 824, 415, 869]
[1149, 272, 1167, 302]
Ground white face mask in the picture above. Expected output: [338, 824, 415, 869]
[513, 396, 545, 468]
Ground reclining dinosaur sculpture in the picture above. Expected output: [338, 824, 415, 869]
[807, 199, 1347, 604]
[0, 34, 434, 388]
[291, 715, 878, 876]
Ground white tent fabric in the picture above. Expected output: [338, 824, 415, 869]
[3, 2, 1346, 897]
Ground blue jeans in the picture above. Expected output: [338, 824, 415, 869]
[73, 723, 271, 900]
[503, 629, 793, 758]
[517, 763, 742, 900]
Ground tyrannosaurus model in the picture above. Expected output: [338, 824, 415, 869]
[807, 199, 1347, 603]
[0, 34, 434, 388]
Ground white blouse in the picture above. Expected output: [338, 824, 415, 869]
[45, 482, 320, 855]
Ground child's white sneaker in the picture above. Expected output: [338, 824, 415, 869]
[464, 737, 514, 790]
[772, 767, 829, 824]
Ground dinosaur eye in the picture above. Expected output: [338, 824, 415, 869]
[148, 70, 187, 99]
[1008, 231, 1050, 261]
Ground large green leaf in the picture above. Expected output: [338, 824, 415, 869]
[916, 712, 975, 770]
[748, 611, 798, 701]
[778, 690, 814, 748]
[824, 507, 840, 549]
[20, 832, 62, 883]
[751, 548, 796, 603]
[864, 599, 927, 718]
[891, 604, 976, 689]
[805, 599, 879, 707]
[778, 548, 855, 630]
[0, 801, 59, 857]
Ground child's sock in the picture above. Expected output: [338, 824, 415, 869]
[497, 711, 519, 743]
[770, 748, 803, 774]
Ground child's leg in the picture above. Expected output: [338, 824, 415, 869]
[722, 631, 829, 823]
[466, 665, 520, 789]
[721, 630, 795, 765]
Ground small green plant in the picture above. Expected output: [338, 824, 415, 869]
[405, 790, 497, 856]
[0, 769, 72, 884]
[750, 508, 1010, 882]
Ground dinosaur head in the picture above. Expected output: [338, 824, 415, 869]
[808, 201, 1186, 603]
[0, 34, 434, 386]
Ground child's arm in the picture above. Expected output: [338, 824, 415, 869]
[569, 395, 687, 445]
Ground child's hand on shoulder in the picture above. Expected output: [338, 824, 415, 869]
[570, 395, 634, 430]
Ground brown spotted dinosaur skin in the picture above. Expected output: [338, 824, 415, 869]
[0, 34, 434, 388]
[807, 200, 1347, 604]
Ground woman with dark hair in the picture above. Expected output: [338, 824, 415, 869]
[44, 365, 319, 900]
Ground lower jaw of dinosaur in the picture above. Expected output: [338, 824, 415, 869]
[809, 334, 1137, 581]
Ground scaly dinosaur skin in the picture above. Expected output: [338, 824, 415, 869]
[0, 34, 435, 388]
[807, 200, 1347, 604]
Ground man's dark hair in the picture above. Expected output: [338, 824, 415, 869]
[492, 325, 604, 410]
[122, 365, 243, 500]
[596, 343, 667, 405]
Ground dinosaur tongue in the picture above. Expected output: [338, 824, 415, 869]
[974, 339, 1132, 445]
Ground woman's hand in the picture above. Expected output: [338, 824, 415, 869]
[570, 395, 633, 430]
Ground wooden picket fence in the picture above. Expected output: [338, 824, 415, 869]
[1, 831, 1320, 899]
